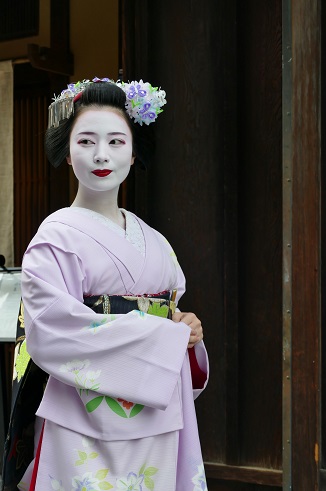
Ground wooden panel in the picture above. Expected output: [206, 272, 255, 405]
[14, 91, 49, 264]
[236, 0, 283, 469]
[291, 0, 321, 489]
[142, 0, 230, 464]
[206, 464, 281, 487]
[13, 64, 70, 265]
[221, 0, 239, 466]
[120, 0, 283, 485]
[206, 481, 280, 491]
[0, 0, 39, 41]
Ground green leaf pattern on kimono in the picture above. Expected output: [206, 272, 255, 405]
[129, 404, 145, 418]
[49, 439, 114, 491]
[13, 301, 31, 382]
[86, 396, 104, 413]
[74, 437, 100, 467]
[51, 442, 160, 491]
[105, 397, 128, 418]
[14, 340, 31, 382]
[147, 302, 169, 318]
[85, 394, 145, 418]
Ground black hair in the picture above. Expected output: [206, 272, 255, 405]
[45, 82, 154, 169]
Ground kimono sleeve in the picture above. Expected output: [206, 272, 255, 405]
[22, 240, 191, 411]
[191, 341, 209, 399]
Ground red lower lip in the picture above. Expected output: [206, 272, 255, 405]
[92, 170, 112, 177]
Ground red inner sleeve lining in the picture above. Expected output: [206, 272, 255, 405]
[188, 347, 207, 389]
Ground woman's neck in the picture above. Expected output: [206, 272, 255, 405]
[71, 187, 125, 229]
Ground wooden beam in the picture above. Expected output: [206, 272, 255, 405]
[205, 463, 282, 487]
[27, 44, 74, 76]
[27, 0, 74, 76]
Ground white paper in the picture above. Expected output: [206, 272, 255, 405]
[0, 271, 21, 342]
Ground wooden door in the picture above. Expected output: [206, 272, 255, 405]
[120, 0, 324, 489]
[120, 1, 282, 489]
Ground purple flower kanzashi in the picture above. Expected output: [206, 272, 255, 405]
[50, 78, 166, 128]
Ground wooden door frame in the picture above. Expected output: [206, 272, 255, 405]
[283, 0, 322, 489]
[282, 0, 292, 488]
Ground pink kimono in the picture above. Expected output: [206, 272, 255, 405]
[19, 207, 209, 491]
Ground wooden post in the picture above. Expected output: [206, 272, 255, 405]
[291, 0, 321, 489]
[282, 0, 292, 488]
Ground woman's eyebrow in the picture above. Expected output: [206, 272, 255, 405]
[76, 131, 127, 136]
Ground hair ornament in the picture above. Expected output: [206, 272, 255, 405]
[48, 77, 167, 129]
[117, 80, 167, 126]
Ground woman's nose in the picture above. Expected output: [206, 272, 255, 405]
[94, 155, 109, 163]
[93, 143, 110, 163]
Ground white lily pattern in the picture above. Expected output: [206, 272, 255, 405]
[59, 359, 101, 395]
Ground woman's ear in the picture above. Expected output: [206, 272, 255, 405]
[131, 155, 135, 166]
[66, 156, 71, 165]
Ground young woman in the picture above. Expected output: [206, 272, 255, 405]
[3, 78, 208, 491]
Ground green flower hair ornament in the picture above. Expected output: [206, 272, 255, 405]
[48, 77, 167, 128]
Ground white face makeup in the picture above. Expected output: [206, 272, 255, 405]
[67, 108, 134, 195]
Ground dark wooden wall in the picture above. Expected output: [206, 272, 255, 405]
[121, 1, 283, 489]
[13, 64, 70, 264]
[12, 0, 72, 265]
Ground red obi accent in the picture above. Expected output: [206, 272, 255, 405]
[84, 290, 170, 298]
[188, 347, 207, 389]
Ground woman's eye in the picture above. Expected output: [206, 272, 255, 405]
[78, 139, 94, 145]
[110, 138, 125, 145]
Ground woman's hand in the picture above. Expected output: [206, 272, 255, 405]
[172, 312, 203, 348]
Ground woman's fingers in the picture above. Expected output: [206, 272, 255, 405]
[172, 311, 203, 347]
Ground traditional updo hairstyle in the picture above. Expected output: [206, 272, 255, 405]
[45, 82, 154, 170]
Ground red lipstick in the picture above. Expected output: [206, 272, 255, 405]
[92, 169, 112, 177]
